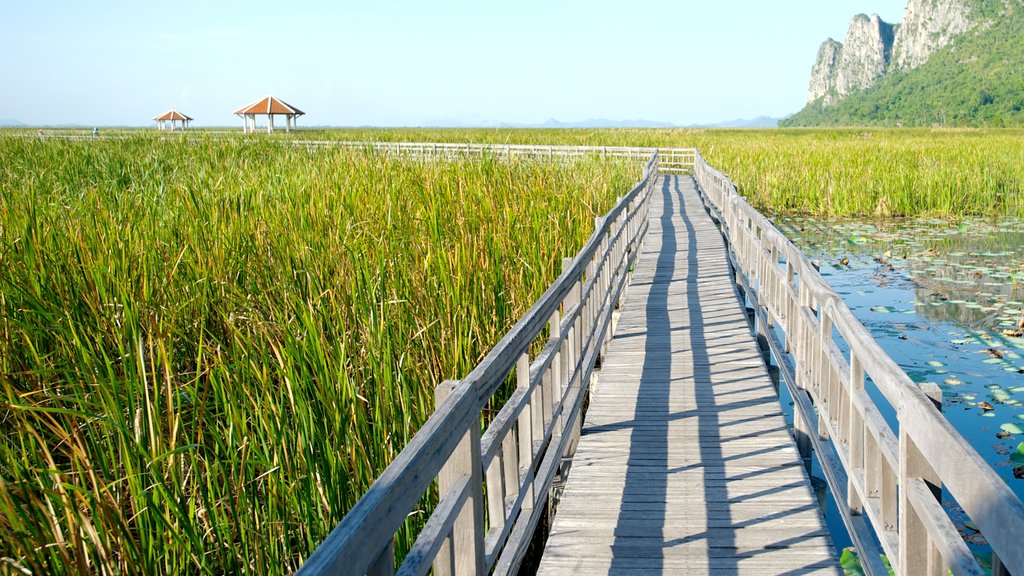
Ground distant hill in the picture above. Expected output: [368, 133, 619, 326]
[0, 119, 26, 127]
[691, 116, 780, 129]
[511, 117, 780, 129]
[536, 118, 676, 128]
[785, 0, 1024, 127]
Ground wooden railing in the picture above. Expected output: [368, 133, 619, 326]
[693, 151, 1024, 576]
[305, 140, 662, 163]
[299, 152, 663, 575]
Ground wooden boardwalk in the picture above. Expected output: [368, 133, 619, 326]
[537, 175, 840, 575]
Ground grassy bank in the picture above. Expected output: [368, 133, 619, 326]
[0, 135, 635, 573]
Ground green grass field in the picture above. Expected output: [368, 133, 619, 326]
[0, 135, 636, 573]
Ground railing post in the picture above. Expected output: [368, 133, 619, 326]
[594, 215, 610, 361]
[848, 353, 865, 516]
[766, 244, 778, 328]
[791, 282, 813, 463]
[817, 310, 833, 443]
[516, 354, 534, 516]
[562, 258, 583, 460]
[434, 380, 485, 576]
[548, 307, 561, 445]
[898, 384, 943, 576]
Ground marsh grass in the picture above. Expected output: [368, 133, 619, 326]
[0, 135, 635, 573]
[285, 127, 1024, 217]
[4, 125, 1021, 572]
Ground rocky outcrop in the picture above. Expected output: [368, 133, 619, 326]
[836, 14, 896, 97]
[806, 0, 976, 106]
[892, 0, 974, 70]
[806, 14, 896, 104]
[808, 40, 842, 105]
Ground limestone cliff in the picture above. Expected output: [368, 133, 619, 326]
[892, 0, 974, 70]
[808, 40, 842, 105]
[836, 14, 896, 98]
[806, 14, 896, 105]
[805, 0, 976, 106]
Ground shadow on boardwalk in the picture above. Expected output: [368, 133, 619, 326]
[536, 175, 838, 575]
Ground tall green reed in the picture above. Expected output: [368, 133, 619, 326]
[0, 135, 635, 573]
[285, 127, 1024, 217]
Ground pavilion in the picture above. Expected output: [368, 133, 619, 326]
[153, 110, 193, 131]
[234, 96, 304, 134]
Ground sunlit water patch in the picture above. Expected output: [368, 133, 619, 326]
[775, 216, 1024, 563]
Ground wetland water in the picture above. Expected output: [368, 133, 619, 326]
[774, 216, 1024, 564]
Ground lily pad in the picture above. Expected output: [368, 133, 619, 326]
[1002, 423, 1024, 435]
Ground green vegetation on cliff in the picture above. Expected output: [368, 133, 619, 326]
[784, 4, 1024, 127]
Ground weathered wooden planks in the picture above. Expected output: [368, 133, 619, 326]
[537, 175, 839, 575]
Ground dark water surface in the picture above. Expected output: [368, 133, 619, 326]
[773, 216, 1024, 565]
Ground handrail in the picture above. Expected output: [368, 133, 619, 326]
[299, 150, 669, 575]
[692, 151, 1024, 576]
[5, 131, 698, 173]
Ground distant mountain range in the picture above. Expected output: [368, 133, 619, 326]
[0, 119, 26, 127]
[691, 116, 781, 129]
[499, 116, 780, 129]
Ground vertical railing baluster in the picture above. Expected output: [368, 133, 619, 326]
[516, 354, 534, 518]
[434, 380, 485, 576]
[848, 355, 865, 516]
[898, 384, 943, 576]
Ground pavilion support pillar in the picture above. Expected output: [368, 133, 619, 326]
[268, 114, 275, 134]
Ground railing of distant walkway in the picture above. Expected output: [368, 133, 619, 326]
[299, 148, 663, 576]
[693, 152, 1024, 576]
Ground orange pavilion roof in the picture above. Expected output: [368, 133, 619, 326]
[234, 96, 304, 116]
[153, 110, 193, 121]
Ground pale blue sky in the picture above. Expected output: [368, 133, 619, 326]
[1, 1, 907, 127]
